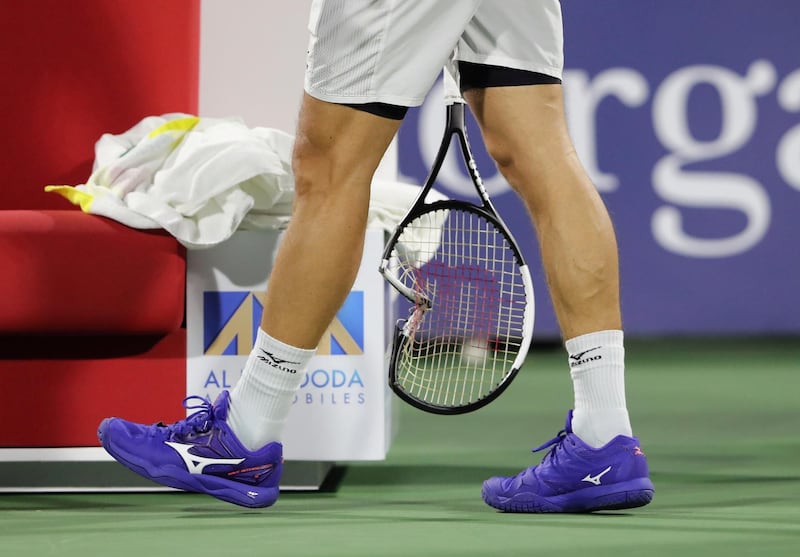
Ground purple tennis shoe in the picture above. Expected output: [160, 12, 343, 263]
[98, 391, 282, 508]
[482, 410, 654, 513]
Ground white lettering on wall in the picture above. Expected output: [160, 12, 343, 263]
[777, 69, 800, 191]
[407, 60, 797, 259]
[563, 68, 649, 192]
[651, 60, 776, 257]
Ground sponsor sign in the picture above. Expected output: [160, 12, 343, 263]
[397, 1, 800, 337]
[187, 229, 395, 461]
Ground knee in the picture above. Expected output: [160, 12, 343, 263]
[290, 135, 333, 200]
[482, 130, 537, 206]
[482, 130, 571, 219]
[481, 128, 517, 173]
[290, 131, 378, 203]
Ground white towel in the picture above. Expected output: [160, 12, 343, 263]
[47, 114, 445, 249]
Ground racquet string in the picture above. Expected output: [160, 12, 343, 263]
[390, 207, 528, 407]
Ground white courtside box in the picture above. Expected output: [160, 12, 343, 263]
[186, 227, 396, 461]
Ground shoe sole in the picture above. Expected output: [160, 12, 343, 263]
[98, 420, 280, 509]
[482, 478, 655, 513]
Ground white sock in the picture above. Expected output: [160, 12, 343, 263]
[227, 328, 315, 451]
[565, 329, 633, 448]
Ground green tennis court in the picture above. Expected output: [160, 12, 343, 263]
[1, 338, 798, 556]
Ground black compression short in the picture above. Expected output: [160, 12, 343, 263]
[458, 61, 562, 91]
[344, 62, 561, 120]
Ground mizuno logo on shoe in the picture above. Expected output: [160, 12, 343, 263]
[581, 465, 612, 485]
[257, 349, 300, 373]
[165, 442, 246, 474]
[569, 346, 602, 367]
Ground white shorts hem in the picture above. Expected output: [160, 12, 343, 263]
[305, 86, 425, 108]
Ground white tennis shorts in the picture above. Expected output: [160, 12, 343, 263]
[304, 0, 564, 107]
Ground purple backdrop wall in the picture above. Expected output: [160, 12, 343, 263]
[397, 1, 800, 339]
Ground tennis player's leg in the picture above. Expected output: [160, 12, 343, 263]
[455, 1, 651, 512]
[262, 96, 401, 348]
[97, 0, 414, 507]
[465, 81, 653, 512]
[226, 0, 489, 455]
[463, 0, 634, 443]
[224, 96, 402, 450]
[465, 83, 622, 340]
[97, 100, 400, 509]
[464, 81, 631, 435]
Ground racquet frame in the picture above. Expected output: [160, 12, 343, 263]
[379, 99, 535, 414]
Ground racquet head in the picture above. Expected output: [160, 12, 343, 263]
[382, 200, 534, 414]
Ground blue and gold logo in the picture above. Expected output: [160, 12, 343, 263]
[203, 291, 364, 356]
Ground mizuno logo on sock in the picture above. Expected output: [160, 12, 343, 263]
[569, 346, 602, 367]
[165, 442, 246, 474]
[581, 465, 612, 485]
[257, 349, 300, 373]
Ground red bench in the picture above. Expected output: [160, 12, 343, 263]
[0, 0, 200, 447]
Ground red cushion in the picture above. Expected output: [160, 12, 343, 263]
[0, 210, 185, 335]
[0, 330, 186, 447]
